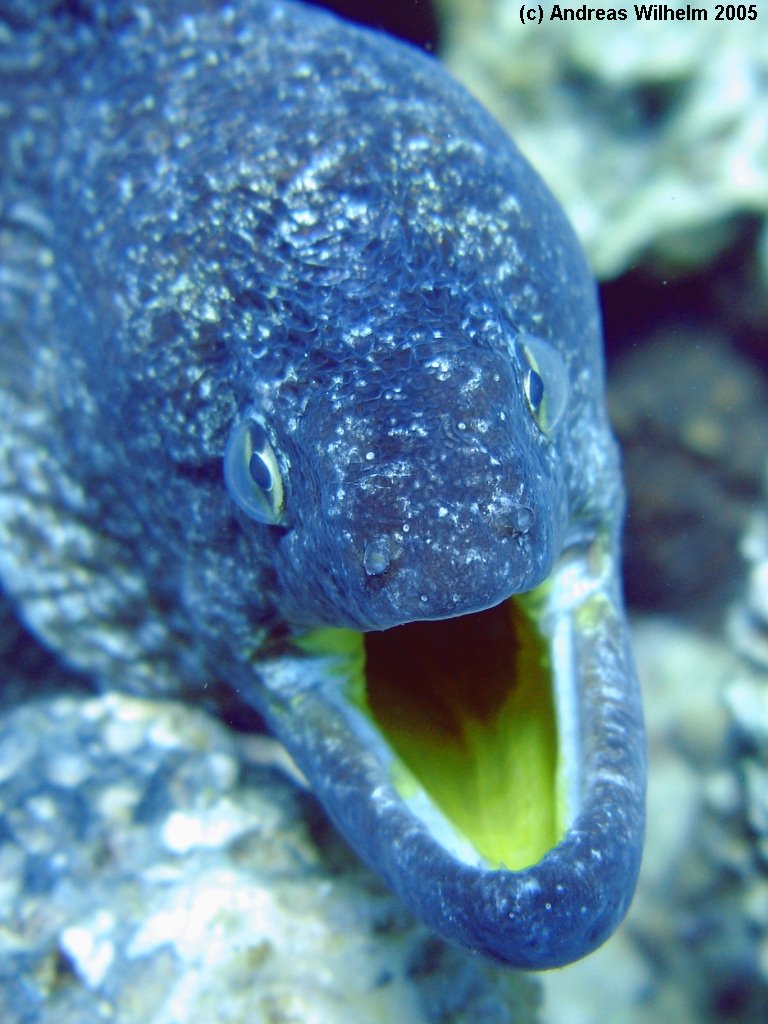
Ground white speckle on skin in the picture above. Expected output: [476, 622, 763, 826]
[426, 356, 452, 380]
[407, 134, 432, 153]
[290, 206, 318, 226]
[519, 877, 542, 897]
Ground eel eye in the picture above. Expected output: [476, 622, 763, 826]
[516, 333, 568, 435]
[224, 418, 285, 525]
[525, 366, 545, 415]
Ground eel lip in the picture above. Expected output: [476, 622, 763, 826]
[258, 546, 646, 969]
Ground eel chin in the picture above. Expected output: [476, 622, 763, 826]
[258, 545, 645, 968]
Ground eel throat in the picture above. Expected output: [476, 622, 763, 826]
[365, 599, 562, 869]
[297, 591, 565, 872]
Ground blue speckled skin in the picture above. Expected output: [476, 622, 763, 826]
[0, 0, 645, 968]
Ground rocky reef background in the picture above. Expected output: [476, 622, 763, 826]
[3, 1, 768, 1021]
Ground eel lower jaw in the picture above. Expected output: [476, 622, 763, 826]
[256, 538, 646, 968]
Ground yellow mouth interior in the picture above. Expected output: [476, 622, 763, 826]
[298, 595, 563, 870]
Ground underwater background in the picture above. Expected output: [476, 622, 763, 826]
[1, 0, 768, 1021]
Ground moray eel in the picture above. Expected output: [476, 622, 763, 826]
[0, 0, 645, 968]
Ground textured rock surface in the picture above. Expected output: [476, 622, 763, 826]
[436, 0, 768, 279]
[729, 493, 768, 673]
[608, 335, 768, 617]
[719, 471, 768, 1016]
[0, 689, 540, 1024]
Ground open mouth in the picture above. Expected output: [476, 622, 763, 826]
[267, 540, 644, 967]
[295, 584, 568, 872]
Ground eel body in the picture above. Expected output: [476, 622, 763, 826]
[0, 0, 646, 968]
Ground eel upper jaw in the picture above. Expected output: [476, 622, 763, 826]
[255, 539, 646, 969]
